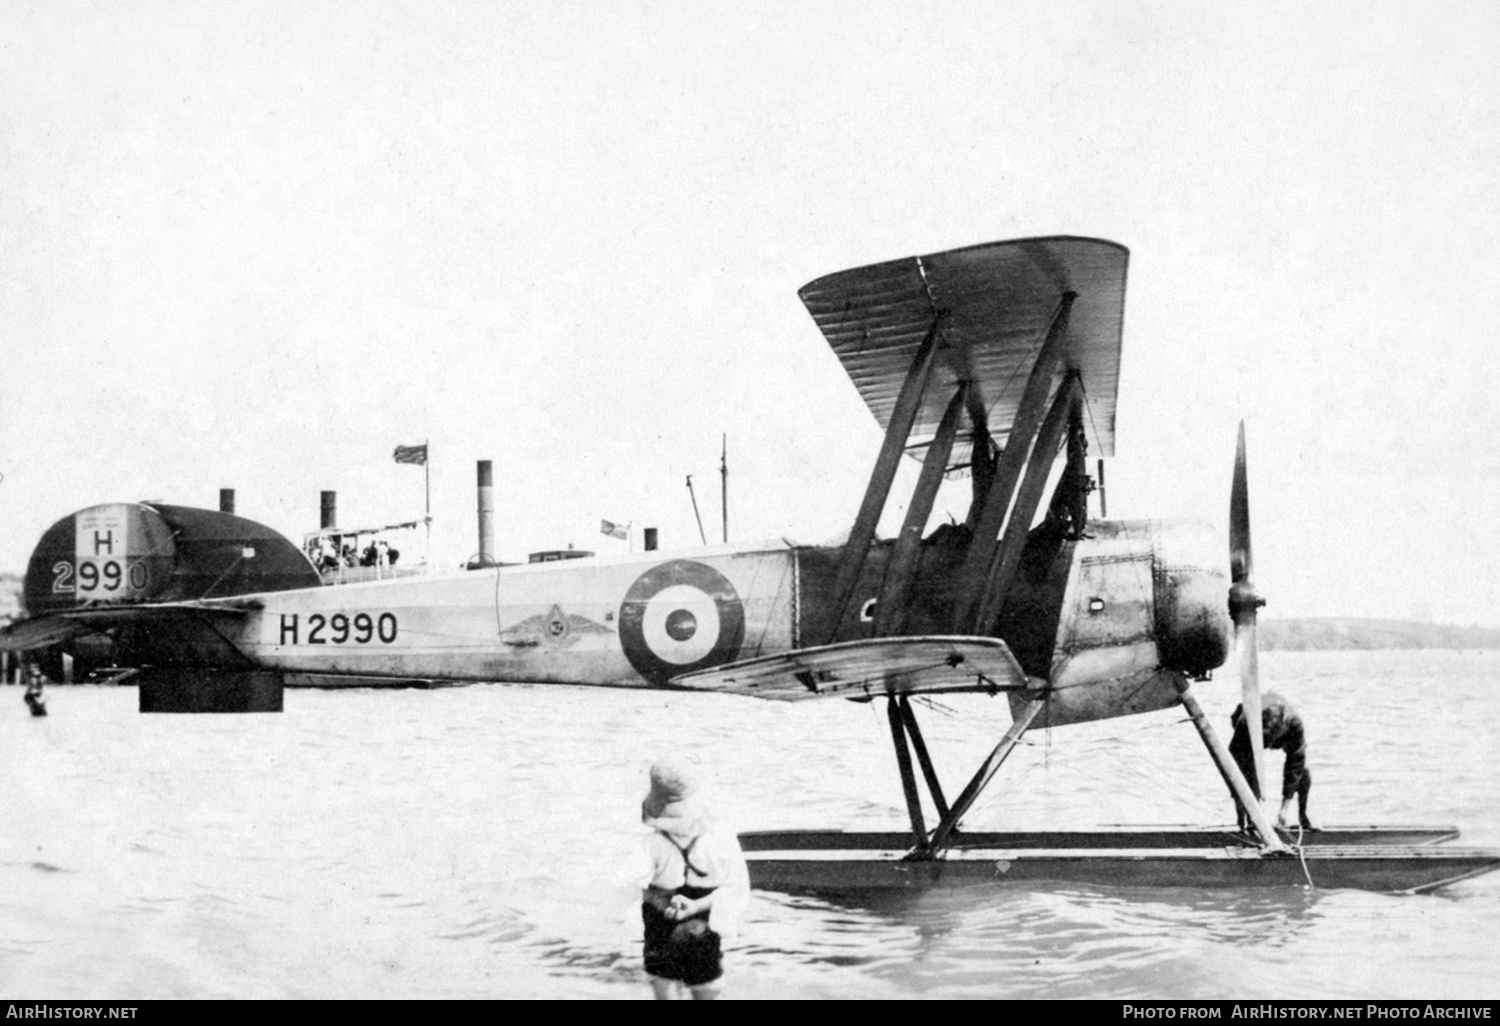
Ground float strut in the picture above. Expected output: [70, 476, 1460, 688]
[926, 697, 1045, 853]
[1173, 678, 1289, 853]
[897, 696, 950, 821]
[887, 697, 928, 848]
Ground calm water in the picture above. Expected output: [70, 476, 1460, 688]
[2, 650, 1498, 1000]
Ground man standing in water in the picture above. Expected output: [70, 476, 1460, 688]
[638, 760, 749, 1000]
[1230, 690, 1316, 832]
[23, 663, 47, 717]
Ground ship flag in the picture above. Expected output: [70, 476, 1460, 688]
[600, 519, 629, 541]
[393, 443, 428, 466]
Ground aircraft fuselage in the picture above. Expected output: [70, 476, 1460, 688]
[68, 513, 1232, 728]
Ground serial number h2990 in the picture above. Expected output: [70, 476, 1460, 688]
[278, 612, 398, 646]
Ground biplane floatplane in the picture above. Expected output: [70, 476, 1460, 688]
[4, 237, 1497, 893]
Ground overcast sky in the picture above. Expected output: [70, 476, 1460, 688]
[3, 2, 1498, 626]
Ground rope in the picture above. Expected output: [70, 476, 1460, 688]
[1292, 822, 1315, 888]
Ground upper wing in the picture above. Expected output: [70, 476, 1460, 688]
[800, 236, 1127, 470]
[669, 636, 1034, 701]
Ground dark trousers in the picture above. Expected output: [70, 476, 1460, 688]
[642, 885, 722, 986]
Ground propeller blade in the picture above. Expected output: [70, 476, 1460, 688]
[1229, 420, 1269, 832]
[1236, 618, 1266, 814]
[1228, 421, 1265, 627]
[1230, 421, 1252, 587]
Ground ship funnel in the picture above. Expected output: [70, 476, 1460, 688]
[476, 461, 495, 566]
[320, 491, 337, 530]
[219, 489, 235, 514]
[644, 527, 658, 552]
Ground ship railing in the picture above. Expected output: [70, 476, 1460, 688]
[317, 562, 431, 586]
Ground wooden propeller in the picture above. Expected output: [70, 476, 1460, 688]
[1229, 422, 1269, 813]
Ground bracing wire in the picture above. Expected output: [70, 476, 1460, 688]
[960, 710, 1233, 823]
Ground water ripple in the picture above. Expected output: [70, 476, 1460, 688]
[3, 654, 1498, 998]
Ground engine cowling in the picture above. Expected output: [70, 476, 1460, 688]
[997, 519, 1231, 727]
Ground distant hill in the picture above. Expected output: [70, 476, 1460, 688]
[1259, 618, 1500, 651]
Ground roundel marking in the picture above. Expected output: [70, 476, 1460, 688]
[619, 560, 745, 685]
[664, 608, 698, 642]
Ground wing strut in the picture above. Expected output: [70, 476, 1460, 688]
[972, 372, 1082, 634]
[873, 385, 967, 636]
[951, 292, 1076, 633]
[822, 314, 946, 644]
